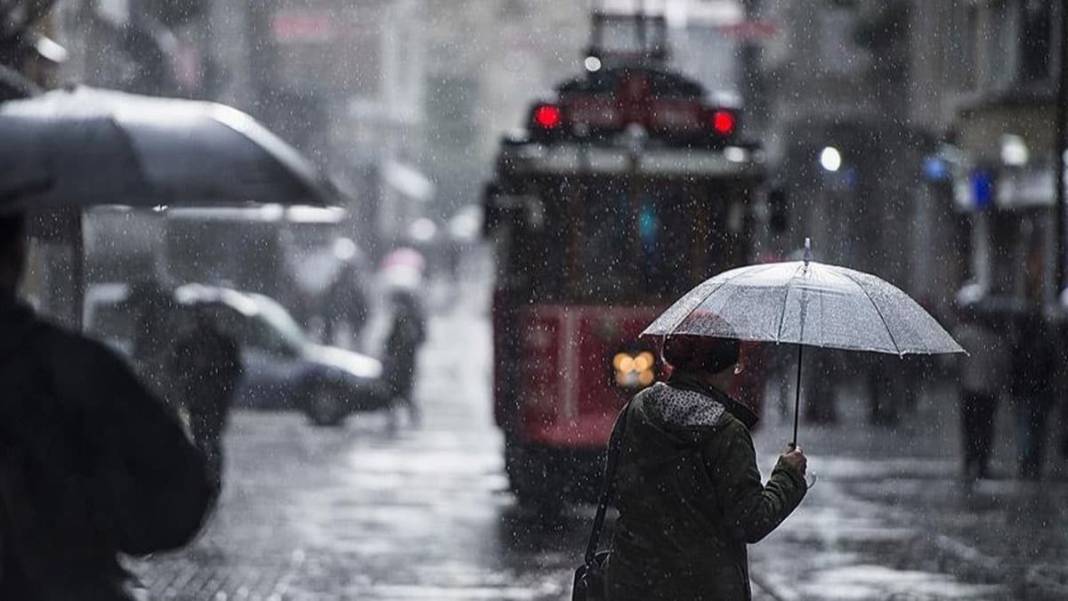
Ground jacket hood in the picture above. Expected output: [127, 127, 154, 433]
[667, 371, 760, 429]
[0, 295, 35, 361]
[636, 382, 729, 446]
[635, 375, 758, 446]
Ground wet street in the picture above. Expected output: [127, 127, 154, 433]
[131, 285, 591, 601]
[133, 288, 1068, 601]
[8, 2, 1068, 600]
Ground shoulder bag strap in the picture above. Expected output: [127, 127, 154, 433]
[583, 400, 631, 566]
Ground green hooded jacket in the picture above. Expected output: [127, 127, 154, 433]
[604, 374, 806, 601]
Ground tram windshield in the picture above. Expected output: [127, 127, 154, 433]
[497, 177, 746, 305]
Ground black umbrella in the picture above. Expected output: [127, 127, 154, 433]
[0, 85, 340, 211]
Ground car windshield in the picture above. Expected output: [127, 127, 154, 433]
[249, 294, 308, 350]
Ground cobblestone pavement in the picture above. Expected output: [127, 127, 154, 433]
[132, 293, 1068, 601]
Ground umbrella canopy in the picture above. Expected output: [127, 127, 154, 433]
[0, 86, 340, 211]
[642, 260, 963, 356]
[642, 250, 963, 447]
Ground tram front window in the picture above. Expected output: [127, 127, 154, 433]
[572, 185, 691, 301]
[513, 179, 731, 304]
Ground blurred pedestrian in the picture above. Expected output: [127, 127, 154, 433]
[1061, 396, 1068, 462]
[865, 357, 899, 426]
[803, 349, 837, 424]
[382, 288, 427, 426]
[322, 258, 370, 349]
[1054, 316, 1068, 464]
[0, 213, 212, 599]
[169, 307, 243, 495]
[126, 277, 178, 399]
[605, 335, 807, 601]
[954, 308, 1007, 480]
[1011, 310, 1056, 480]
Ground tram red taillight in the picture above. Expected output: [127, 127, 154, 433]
[711, 109, 737, 136]
[532, 104, 563, 129]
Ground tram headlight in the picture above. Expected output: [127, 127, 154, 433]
[633, 351, 654, 372]
[612, 351, 657, 390]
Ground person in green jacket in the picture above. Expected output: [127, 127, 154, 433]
[605, 334, 807, 601]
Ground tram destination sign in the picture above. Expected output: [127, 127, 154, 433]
[499, 143, 765, 179]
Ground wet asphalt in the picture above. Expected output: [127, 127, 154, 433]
[131, 284, 1068, 601]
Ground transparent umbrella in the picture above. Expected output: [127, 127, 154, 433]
[642, 239, 964, 446]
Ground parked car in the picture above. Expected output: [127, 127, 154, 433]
[85, 282, 390, 426]
[173, 284, 390, 426]
[84, 282, 135, 355]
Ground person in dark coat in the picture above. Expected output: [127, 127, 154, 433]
[322, 255, 371, 348]
[605, 335, 808, 601]
[1011, 310, 1056, 480]
[382, 289, 427, 425]
[954, 307, 1006, 480]
[126, 277, 179, 400]
[0, 213, 212, 600]
[169, 307, 243, 495]
[1060, 323, 1068, 462]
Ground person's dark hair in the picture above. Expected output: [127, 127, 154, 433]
[662, 334, 740, 375]
[0, 213, 25, 254]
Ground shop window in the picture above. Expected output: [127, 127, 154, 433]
[976, 0, 1055, 93]
[979, 1, 1015, 91]
[956, 4, 978, 91]
[1018, 0, 1053, 83]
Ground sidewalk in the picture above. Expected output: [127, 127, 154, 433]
[748, 383, 1068, 600]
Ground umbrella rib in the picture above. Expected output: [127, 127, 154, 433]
[104, 114, 155, 201]
[210, 108, 330, 205]
[667, 265, 772, 334]
[816, 274, 826, 347]
[775, 262, 806, 343]
[840, 270, 901, 355]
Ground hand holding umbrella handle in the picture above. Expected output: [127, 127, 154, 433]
[780, 445, 807, 478]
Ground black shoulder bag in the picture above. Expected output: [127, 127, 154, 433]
[572, 402, 630, 601]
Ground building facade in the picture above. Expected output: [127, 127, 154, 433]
[746, 0, 968, 321]
[939, 0, 1062, 314]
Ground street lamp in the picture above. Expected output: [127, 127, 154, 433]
[819, 146, 842, 172]
[1000, 134, 1029, 167]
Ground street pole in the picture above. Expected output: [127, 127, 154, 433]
[1056, 0, 1068, 297]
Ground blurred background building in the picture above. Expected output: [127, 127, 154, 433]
[743, 0, 966, 322]
[45, 0, 749, 257]
[3, 0, 1066, 328]
[742, 0, 1062, 324]
[939, 0, 1061, 313]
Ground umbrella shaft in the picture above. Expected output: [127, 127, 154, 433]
[792, 344, 802, 448]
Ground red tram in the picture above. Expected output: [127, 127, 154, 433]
[483, 10, 768, 504]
